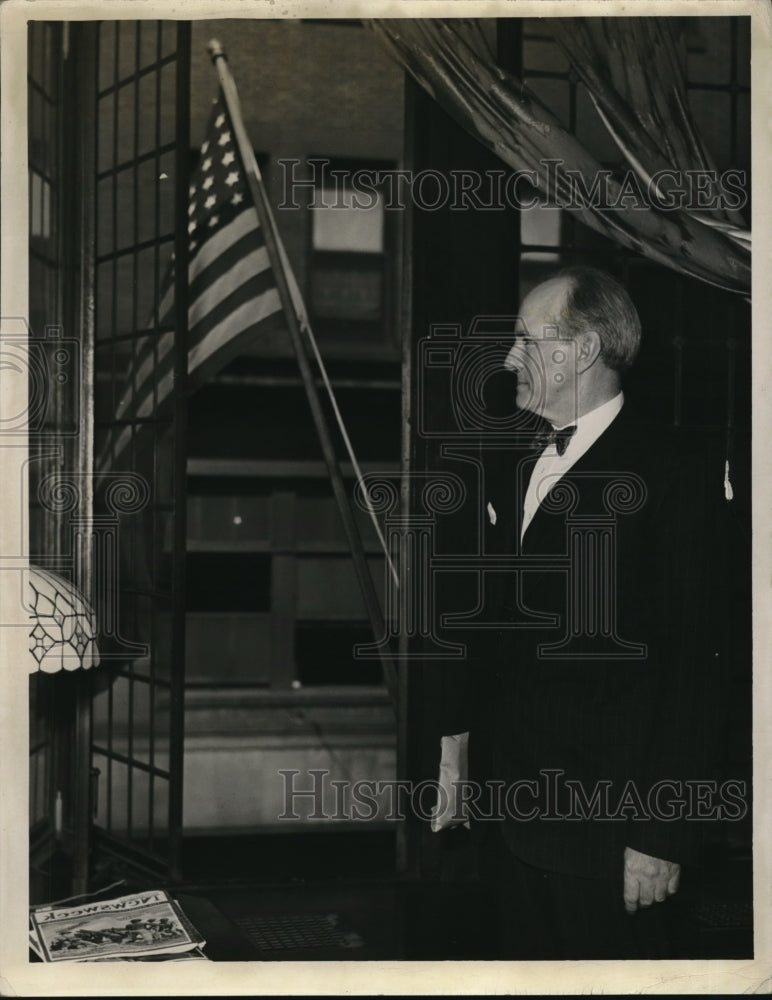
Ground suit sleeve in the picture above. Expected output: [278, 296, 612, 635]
[625, 446, 731, 864]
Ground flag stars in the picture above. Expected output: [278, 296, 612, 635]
[202, 176, 214, 190]
[222, 151, 235, 167]
[202, 157, 212, 172]
[215, 114, 226, 128]
[204, 194, 216, 209]
[218, 131, 231, 147]
[231, 192, 244, 206]
[188, 220, 196, 234]
[208, 215, 219, 228]
[188, 201, 197, 216]
[225, 172, 239, 187]
[201, 141, 209, 154]
[189, 185, 196, 197]
[189, 240, 197, 253]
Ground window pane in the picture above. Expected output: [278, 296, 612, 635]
[312, 189, 384, 252]
[520, 203, 562, 247]
[522, 36, 569, 74]
[311, 261, 382, 321]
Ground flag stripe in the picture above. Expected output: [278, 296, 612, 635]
[189, 208, 260, 281]
[105, 362, 178, 464]
[117, 239, 273, 426]
[110, 289, 283, 469]
[113, 271, 282, 431]
[155, 211, 264, 325]
[189, 247, 272, 330]
[189, 230, 269, 305]
[189, 268, 281, 347]
[113, 332, 174, 421]
[188, 288, 283, 375]
[116, 284, 283, 428]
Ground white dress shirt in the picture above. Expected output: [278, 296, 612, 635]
[521, 392, 625, 541]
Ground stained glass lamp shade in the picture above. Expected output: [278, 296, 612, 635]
[27, 566, 100, 673]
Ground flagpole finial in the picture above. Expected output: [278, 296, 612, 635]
[207, 38, 226, 62]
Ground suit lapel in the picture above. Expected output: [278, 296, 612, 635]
[519, 406, 637, 555]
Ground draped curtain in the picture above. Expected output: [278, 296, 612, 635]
[370, 18, 750, 295]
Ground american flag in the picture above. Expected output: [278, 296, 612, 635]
[99, 96, 283, 469]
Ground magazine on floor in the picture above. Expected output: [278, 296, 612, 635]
[29, 890, 206, 962]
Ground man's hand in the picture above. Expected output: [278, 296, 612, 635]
[623, 847, 680, 915]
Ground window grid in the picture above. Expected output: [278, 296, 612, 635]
[91, 19, 189, 877]
[306, 156, 397, 358]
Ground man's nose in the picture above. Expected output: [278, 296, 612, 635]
[504, 341, 525, 372]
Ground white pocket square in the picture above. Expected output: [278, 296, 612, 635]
[486, 501, 497, 525]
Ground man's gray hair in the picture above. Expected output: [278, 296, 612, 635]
[557, 266, 642, 373]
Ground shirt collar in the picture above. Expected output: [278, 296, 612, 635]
[569, 391, 623, 430]
[554, 392, 624, 453]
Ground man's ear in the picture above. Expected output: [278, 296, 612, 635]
[576, 329, 602, 373]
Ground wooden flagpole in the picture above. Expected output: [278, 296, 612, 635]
[208, 40, 398, 705]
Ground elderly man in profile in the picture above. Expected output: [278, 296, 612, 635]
[435, 266, 727, 959]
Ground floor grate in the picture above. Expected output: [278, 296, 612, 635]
[232, 912, 365, 952]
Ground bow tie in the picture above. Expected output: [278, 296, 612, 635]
[532, 424, 577, 457]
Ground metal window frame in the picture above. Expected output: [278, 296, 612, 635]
[88, 19, 190, 882]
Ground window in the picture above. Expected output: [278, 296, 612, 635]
[308, 157, 395, 353]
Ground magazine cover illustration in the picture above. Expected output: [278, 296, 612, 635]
[30, 891, 204, 962]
